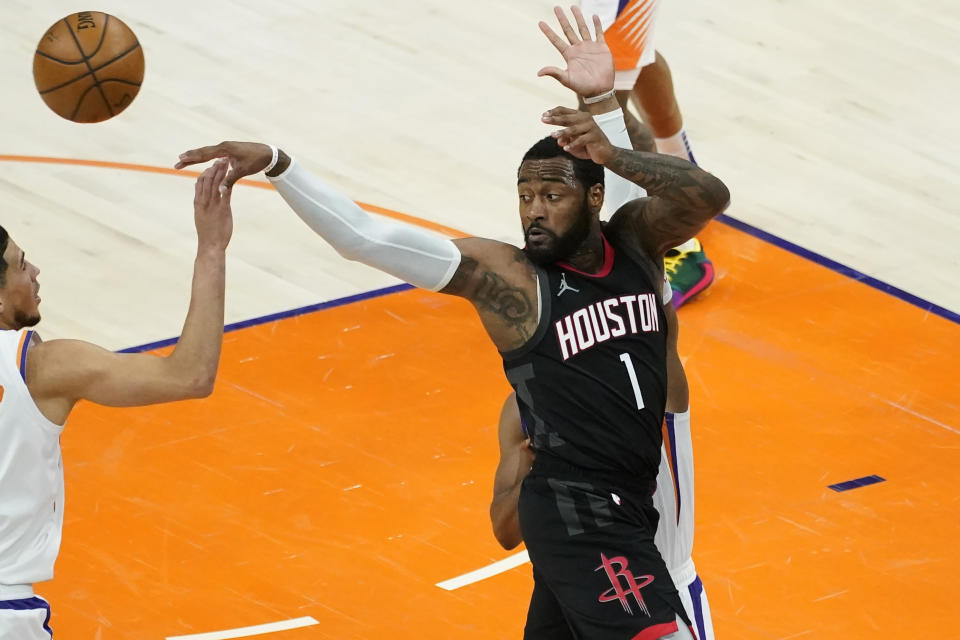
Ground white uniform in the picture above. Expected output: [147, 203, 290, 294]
[580, 0, 662, 90]
[651, 279, 716, 640]
[0, 329, 64, 639]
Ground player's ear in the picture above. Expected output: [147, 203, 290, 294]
[588, 183, 604, 214]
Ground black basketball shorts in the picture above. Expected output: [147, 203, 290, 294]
[518, 471, 694, 640]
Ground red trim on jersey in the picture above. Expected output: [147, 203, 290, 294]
[631, 620, 680, 640]
[556, 234, 614, 278]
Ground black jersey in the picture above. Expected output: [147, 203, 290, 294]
[502, 230, 667, 480]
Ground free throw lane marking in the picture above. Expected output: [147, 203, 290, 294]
[436, 550, 530, 591]
[166, 616, 319, 640]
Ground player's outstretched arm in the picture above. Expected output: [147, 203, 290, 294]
[177, 142, 461, 292]
[26, 162, 232, 424]
[176, 142, 542, 353]
[490, 393, 535, 550]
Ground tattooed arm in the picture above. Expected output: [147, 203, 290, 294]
[442, 238, 541, 352]
[546, 107, 727, 258]
[603, 149, 730, 257]
[536, 5, 727, 258]
[552, 121, 730, 258]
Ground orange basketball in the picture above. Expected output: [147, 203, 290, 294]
[33, 11, 145, 123]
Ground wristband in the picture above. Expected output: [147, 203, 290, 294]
[583, 88, 616, 104]
[263, 144, 280, 174]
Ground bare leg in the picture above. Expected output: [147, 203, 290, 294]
[631, 51, 683, 138]
[630, 52, 696, 164]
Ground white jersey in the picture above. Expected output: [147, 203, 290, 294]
[580, 0, 662, 89]
[0, 329, 64, 588]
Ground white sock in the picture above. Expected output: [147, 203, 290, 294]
[672, 238, 699, 253]
[655, 128, 697, 165]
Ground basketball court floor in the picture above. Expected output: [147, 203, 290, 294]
[2, 1, 958, 638]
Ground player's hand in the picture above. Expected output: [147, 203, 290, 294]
[542, 106, 614, 164]
[176, 141, 274, 192]
[193, 160, 233, 251]
[516, 438, 536, 485]
[538, 5, 614, 99]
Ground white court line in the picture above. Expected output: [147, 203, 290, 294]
[886, 401, 960, 435]
[436, 550, 530, 591]
[166, 616, 319, 640]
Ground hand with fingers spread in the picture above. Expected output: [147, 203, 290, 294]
[542, 105, 614, 164]
[176, 141, 288, 193]
[538, 5, 614, 100]
[193, 160, 234, 252]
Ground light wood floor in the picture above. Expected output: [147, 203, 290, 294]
[1, 1, 958, 638]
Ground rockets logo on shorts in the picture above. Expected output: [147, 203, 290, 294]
[596, 552, 655, 616]
[554, 293, 661, 360]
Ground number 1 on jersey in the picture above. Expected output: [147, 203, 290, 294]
[619, 353, 645, 410]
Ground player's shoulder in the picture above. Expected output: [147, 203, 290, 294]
[26, 338, 109, 380]
[448, 237, 536, 289]
[455, 236, 531, 265]
[606, 197, 652, 236]
[605, 200, 661, 262]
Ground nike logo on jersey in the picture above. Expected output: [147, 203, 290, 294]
[555, 293, 661, 360]
[557, 273, 580, 297]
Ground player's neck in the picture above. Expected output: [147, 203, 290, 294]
[560, 226, 606, 274]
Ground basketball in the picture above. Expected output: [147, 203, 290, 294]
[33, 11, 145, 123]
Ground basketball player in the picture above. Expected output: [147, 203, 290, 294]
[0, 161, 233, 639]
[578, 0, 714, 306]
[490, 110, 715, 639]
[175, 9, 728, 638]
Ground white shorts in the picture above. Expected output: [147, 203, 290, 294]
[0, 596, 52, 639]
[580, 0, 662, 89]
[674, 568, 715, 640]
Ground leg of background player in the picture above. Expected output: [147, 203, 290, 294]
[631, 52, 696, 165]
[631, 52, 714, 306]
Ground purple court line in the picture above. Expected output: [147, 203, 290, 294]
[716, 214, 960, 325]
[828, 475, 886, 492]
[118, 283, 414, 353]
[117, 214, 958, 354]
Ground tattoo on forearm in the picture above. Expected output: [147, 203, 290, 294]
[608, 147, 729, 216]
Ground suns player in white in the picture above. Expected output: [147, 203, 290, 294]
[0, 161, 233, 639]
[489, 105, 716, 639]
[575, 1, 715, 307]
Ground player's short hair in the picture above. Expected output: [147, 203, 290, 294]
[0, 226, 8, 288]
[519, 136, 604, 190]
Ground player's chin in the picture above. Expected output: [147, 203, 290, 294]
[524, 241, 561, 266]
[19, 306, 41, 328]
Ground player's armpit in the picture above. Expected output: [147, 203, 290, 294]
[490, 393, 534, 550]
[26, 339, 214, 423]
[442, 238, 540, 353]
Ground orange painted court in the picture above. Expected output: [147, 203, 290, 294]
[37, 183, 958, 638]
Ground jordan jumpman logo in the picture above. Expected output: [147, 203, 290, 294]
[558, 273, 580, 297]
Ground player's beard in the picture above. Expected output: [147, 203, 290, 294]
[15, 309, 40, 328]
[524, 198, 592, 266]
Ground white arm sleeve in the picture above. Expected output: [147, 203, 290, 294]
[593, 108, 647, 219]
[267, 158, 461, 292]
